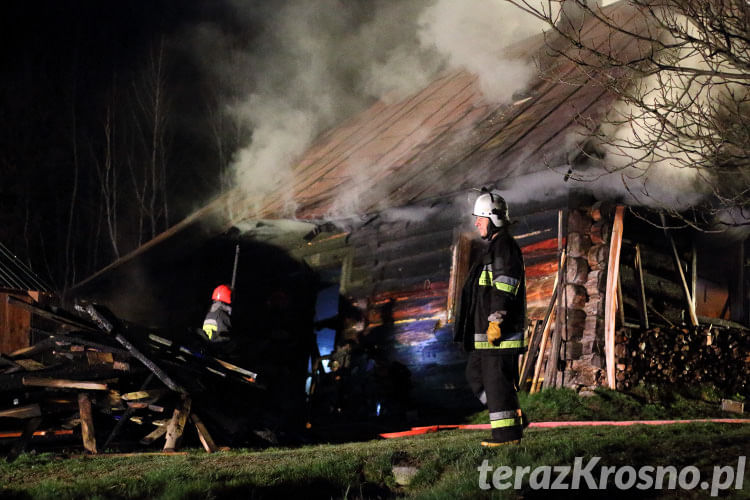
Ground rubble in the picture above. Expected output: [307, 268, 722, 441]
[0, 296, 268, 459]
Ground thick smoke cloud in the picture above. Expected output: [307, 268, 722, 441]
[188, 0, 548, 223]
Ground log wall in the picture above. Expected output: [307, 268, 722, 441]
[298, 204, 561, 410]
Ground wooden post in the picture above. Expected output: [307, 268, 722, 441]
[659, 213, 698, 327]
[164, 396, 192, 451]
[544, 210, 566, 389]
[691, 242, 697, 312]
[634, 244, 649, 330]
[191, 413, 218, 453]
[78, 393, 97, 454]
[531, 305, 555, 393]
[521, 251, 565, 390]
[519, 320, 540, 383]
[604, 206, 625, 390]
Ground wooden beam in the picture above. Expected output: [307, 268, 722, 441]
[522, 251, 565, 390]
[23, 377, 108, 391]
[531, 305, 555, 393]
[102, 407, 137, 451]
[519, 320, 540, 385]
[78, 393, 97, 454]
[604, 206, 625, 390]
[544, 209, 566, 389]
[691, 242, 697, 312]
[634, 244, 649, 330]
[164, 396, 192, 451]
[659, 213, 698, 327]
[0, 404, 41, 419]
[191, 413, 218, 453]
[140, 425, 168, 445]
[82, 304, 187, 394]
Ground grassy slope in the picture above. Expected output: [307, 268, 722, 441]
[1, 389, 748, 499]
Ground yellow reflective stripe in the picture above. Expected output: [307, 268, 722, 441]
[474, 339, 527, 350]
[203, 325, 217, 340]
[494, 281, 519, 294]
[478, 270, 493, 286]
[490, 417, 523, 429]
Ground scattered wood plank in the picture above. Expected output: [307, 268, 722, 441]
[140, 425, 168, 445]
[0, 404, 41, 419]
[23, 377, 108, 391]
[191, 413, 218, 453]
[13, 358, 48, 371]
[164, 396, 192, 451]
[102, 407, 137, 450]
[82, 304, 187, 394]
[78, 393, 97, 454]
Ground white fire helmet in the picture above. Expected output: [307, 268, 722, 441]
[473, 192, 509, 227]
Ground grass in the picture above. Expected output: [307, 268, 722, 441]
[468, 386, 739, 424]
[1, 388, 748, 499]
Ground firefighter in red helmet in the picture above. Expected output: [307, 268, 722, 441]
[201, 284, 233, 344]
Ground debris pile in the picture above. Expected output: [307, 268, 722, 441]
[0, 296, 267, 459]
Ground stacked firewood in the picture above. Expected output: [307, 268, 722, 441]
[616, 324, 750, 397]
[0, 298, 264, 459]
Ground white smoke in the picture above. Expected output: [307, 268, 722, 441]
[186, 0, 549, 223]
[417, 0, 546, 103]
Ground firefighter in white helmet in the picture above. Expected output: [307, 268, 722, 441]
[454, 190, 528, 447]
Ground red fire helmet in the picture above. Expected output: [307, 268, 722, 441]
[211, 284, 232, 304]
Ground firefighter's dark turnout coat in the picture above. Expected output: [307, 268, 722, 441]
[454, 226, 527, 443]
[202, 301, 233, 343]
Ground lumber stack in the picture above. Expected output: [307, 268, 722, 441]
[0, 298, 265, 458]
[616, 324, 749, 396]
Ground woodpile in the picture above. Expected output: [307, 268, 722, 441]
[616, 324, 750, 396]
[0, 297, 267, 459]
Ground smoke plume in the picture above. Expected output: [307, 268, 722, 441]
[188, 0, 548, 223]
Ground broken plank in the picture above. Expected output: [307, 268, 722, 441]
[78, 393, 97, 454]
[23, 377, 108, 391]
[140, 425, 168, 445]
[191, 413, 218, 453]
[0, 404, 41, 419]
[102, 407, 137, 450]
[81, 304, 187, 394]
[164, 396, 192, 451]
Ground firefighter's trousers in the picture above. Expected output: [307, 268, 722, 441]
[465, 350, 524, 443]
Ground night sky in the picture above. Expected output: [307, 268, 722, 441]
[1, 1, 262, 289]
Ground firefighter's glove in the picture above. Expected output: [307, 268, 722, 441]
[487, 321, 502, 345]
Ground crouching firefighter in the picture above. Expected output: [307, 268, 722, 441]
[454, 191, 528, 447]
[201, 284, 233, 347]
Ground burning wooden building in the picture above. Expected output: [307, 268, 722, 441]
[70, 0, 748, 426]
